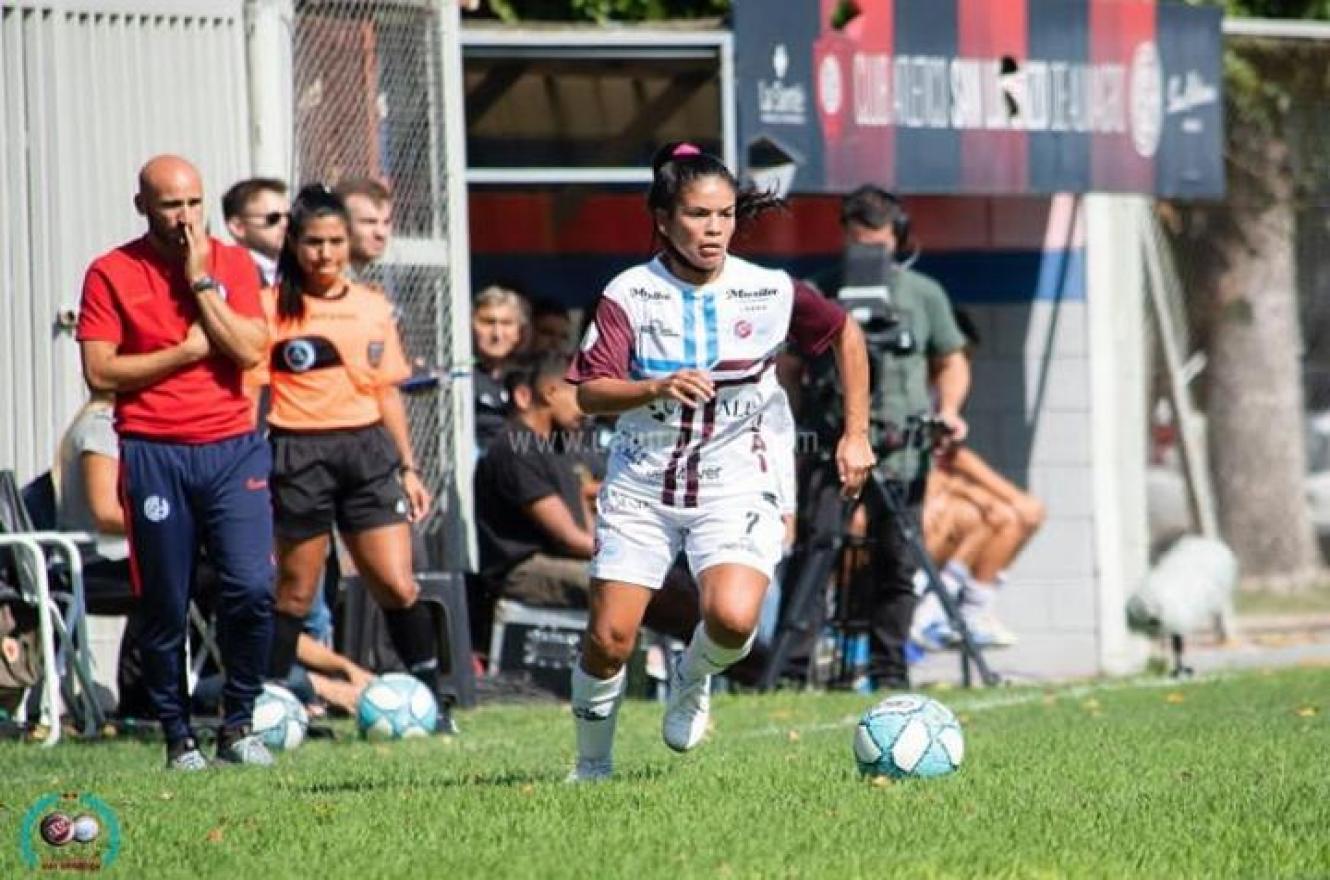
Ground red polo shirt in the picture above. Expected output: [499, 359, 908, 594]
[77, 235, 262, 442]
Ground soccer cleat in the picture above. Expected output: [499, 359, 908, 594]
[215, 727, 275, 767]
[166, 737, 209, 772]
[661, 666, 711, 753]
[434, 704, 461, 736]
[565, 759, 614, 784]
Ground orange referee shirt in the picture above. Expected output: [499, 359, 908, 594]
[255, 284, 410, 431]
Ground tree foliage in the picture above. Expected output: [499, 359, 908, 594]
[481, 0, 728, 24]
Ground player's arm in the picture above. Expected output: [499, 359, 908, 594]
[828, 318, 876, 497]
[523, 494, 595, 559]
[576, 370, 714, 415]
[80, 336, 210, 394]
[377, 384, 432, 521]
[182, 222, 267, 369]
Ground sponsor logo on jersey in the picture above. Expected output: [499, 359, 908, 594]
[639, 318, 680, 340]
[629, 286, 671, 302]
[733, 319, 753, 339]
[726, 287, 779, 301]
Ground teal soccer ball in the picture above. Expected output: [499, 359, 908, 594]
[357, 673, 438, 740]
[252, 682, 309, 751]
[852, 694, 965, 779]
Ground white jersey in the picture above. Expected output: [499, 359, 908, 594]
[569, 255, 843, 508]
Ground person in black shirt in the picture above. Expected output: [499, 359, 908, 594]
[475, 352, 595, 607]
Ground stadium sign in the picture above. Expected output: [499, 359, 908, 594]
[736, 0, 1224, 197]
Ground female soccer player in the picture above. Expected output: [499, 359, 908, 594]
[258, 186, 452, 732]
[566, 143, 875, 780]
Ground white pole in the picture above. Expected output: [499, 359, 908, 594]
[1085, 194, 1152, 676]
[245, 0, 294, 179]
[438, 0, 478, 572]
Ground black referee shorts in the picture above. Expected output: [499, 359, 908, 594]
[270, 423, 410, 541]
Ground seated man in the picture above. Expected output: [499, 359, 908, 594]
[475, 352, 595, 608]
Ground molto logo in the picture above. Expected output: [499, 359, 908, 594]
[758, 43, 808, 126]
[19, 792, 122, 872]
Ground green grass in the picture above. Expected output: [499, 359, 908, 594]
[3, 668, 1329, 879]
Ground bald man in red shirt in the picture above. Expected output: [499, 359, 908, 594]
[77, 155, 276, 770]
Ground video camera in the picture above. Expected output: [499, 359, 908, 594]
[837, 242, 915, 357]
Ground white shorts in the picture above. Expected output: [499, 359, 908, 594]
[591, 485, 785, 590]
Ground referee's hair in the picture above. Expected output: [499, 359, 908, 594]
[221, 177, 287, 220]
[504, 351, 573, 401]
[276, 184, 350, 321]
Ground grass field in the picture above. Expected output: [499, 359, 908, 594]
[3, 667, 1328, 879]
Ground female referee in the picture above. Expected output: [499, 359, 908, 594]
[258, 185, 452, 733]
[565, 143, 874, 780]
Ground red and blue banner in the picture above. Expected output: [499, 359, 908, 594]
[736, 0, 1224, 197]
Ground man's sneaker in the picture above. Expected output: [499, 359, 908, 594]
[434, 704, 460, 736]
[565, 759, 613, 783]
[166, 737, 209, 772]
[661, 667, 710, 753]
[215, 727, 275, 767]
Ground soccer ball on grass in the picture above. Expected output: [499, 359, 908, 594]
[852, 693, 964, 779]
[357, 672, 438, 740]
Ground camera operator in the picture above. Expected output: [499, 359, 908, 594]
[800, 185, 970, 689]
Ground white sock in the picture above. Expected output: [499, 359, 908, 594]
[679, 622, 755, 682]
[963, 580, 998, 611]
[571, 664, 626, 764]
[944, 560, 972, 584]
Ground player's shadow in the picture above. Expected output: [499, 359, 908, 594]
[298, 764, 670, 794]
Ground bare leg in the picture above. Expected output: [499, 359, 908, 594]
[571, 579, 655, 778]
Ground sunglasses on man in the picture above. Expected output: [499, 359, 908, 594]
[243, 211, 289, 227]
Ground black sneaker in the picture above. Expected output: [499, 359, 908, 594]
[434, 703, 460, 736]
[215, 725, 275, 767]
[166, 736, 209, 772]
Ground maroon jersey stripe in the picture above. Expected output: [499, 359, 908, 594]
[683, 396, 719, 509]
[661, 404, 696, 507]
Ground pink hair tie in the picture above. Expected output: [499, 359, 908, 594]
[672, 143, 702, 158]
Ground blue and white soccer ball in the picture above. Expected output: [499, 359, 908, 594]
[357, 672, 438, 741]
[853, 694, 965, 779]
[252, 682, 309, 751]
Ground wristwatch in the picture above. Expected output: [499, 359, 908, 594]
[190, 276, 228, 302]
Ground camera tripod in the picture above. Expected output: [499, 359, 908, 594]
[758, 439, 1002, 691]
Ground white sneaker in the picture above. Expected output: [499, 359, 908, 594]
[565, 759, 614, 783]
[959, 610, 1018, 648]
[662, 666, 711, 753]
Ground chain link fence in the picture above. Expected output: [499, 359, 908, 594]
[292, 0, 463, 563]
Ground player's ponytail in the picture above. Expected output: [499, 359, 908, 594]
[276, 184, 350, 321]
[647, 142, 785, 225]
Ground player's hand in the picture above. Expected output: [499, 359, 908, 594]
[180, 218, 211, 284]
[936, 410, 969, 450]
[402, 469, 432, 522]
[836, 432, 876, 499]
[179, 322, 212, 362]
[655, 369, 715, 408]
